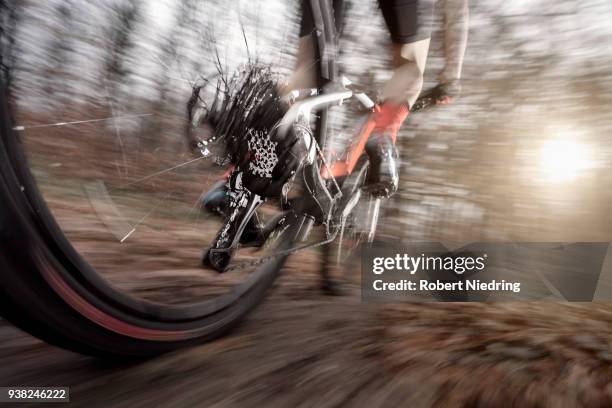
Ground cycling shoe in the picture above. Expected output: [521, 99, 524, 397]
[363, 133, 399, 198]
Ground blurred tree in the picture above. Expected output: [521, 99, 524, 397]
[41, 1, 75, 106]
[103, 0, 142, 100]
[154, 0, 200, 112]
[0, 0, 22, 91]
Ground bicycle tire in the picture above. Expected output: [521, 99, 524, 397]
[0, 0, 338, 358]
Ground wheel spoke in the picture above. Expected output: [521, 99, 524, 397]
[12, 113, 153, 131]
[120, 192, 173, 243]
[109, 156, 207, 192]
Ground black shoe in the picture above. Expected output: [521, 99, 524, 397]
[321, 279, 345, 296]
[363, 133, 399, 198]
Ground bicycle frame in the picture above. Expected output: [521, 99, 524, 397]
[281, 80, 382, 244]
[284, 78, 377, 182]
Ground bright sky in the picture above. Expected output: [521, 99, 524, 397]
[146, 0, 175, 30]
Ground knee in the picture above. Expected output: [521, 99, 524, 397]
[396, 59, 425, 92]
[391, 39, 429, 72]
[403, 61, 424, 87]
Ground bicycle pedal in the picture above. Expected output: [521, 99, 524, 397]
[202, 247, 232, 273]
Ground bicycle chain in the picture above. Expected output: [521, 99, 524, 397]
[222, 224, 340, 273]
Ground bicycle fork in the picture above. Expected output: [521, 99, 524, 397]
[366, 196, 381, 243]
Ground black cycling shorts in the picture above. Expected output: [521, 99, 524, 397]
[300, 0, 434, 44]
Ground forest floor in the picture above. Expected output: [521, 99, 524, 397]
[2, 264, 612, 407]
[5, 1, 612, 405]
[3, 116, 612, 407]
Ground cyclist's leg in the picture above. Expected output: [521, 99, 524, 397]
[382, 38, 430, 108]
[440, 0, 468, 85]
[362, 0, 434, 197]
[379, 0, 434, 108]
[418, 0, 469, 104]
[438, 0, 469, 101]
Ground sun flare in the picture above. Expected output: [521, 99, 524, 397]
[539, 138, 593, 183]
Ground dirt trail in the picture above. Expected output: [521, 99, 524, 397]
[4, 119, 612, 407]
[2, 266, 612, 408]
